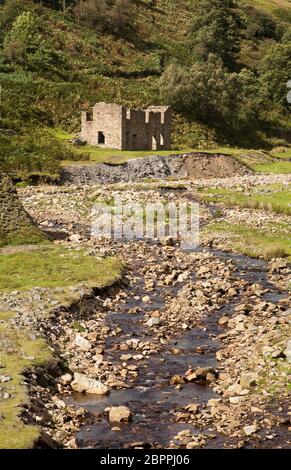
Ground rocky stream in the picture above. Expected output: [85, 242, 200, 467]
[3, 173, 289, 450]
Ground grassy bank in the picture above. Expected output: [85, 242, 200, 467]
[197, 185, 291, 216]
[0, 245, 122, 292]
[0, 244, 122, 449]
[203, 221, 291, 261]
[0, 311, 52, 449]
[58, 134, 291, 174]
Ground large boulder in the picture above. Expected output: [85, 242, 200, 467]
[71, 373, 109, 395]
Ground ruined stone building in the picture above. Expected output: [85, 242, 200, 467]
[81, 102, 171, 151]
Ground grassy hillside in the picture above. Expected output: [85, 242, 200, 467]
[251, 0, 291, 23]
[0, 0, 290, 180]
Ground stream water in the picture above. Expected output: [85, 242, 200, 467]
[66, 248, 286, 449]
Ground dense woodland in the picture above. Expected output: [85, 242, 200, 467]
[0, 0, 290, 180]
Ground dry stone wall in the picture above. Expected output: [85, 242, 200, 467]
[0, 173, 45, 246]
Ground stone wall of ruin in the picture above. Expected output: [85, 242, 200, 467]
[81, 103, 171, 151]
[81, 103, 124, 150]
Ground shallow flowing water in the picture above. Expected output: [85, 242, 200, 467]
[65, 246, 287, 449]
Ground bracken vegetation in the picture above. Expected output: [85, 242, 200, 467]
[0, 0, 290, 180]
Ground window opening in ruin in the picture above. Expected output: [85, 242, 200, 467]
[98, 131, 105, 144]
[152, 135, 157, 151]
[160, 133, 164, 148]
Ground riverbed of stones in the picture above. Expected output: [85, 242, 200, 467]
[0, 174, 290, 449]
[19, 173, 291, 241]
[1, 237, 290, 448]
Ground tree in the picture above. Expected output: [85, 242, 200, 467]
[189, 0, 245, 70]
[259, 33, 291, 108]
[3, 11, 42, 65]
[159, 55, 261, 135]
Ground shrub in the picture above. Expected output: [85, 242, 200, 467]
[160, 55, 261, 139]
[0, 127, 76, 180]
[73, 0, 136, 37]
[171, 114, 217, 150]
[259, 34, 291, 108]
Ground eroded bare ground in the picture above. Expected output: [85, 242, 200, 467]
[5, 174, 290, 449]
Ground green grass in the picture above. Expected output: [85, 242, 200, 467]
[252, 162, 291, 174]
[204, 221, 291, 261]
[198, 185, 291, 215]
[271, 148, 291, 160]
[54, 128, 74, 141]
[61, 145, 198, 165]
[59, 141, 291, 174]
[0, 246, 122, 292]
[0, 245, 123, 448]
[59, 142, 250, 166]
[250, 0, 291, 23]
[0, 311, 52, 449]
[0, 228, 48, 249]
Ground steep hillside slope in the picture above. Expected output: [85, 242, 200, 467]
[0, 0, 290, 180]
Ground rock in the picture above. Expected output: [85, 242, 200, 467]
[186, 367, 218, 383]
[271, 349, 286, 359]
[218, 316, 229, 326]
[94, 354, 104, 366]
[66, 438, 77, 449]
[243, 425, 257, 436]
[177, 272, 189, 283]
[142, 296, 151, 303]
[60, 373, 72, 385]
[234, 303, 252, 314]
[71, 373, 109, 395]
[120, 354, 133, 361]
[87, 332, 98, 342]
[197, 266, 210, 276]
[207, 399, 221, 407]
[185, 404, 199, 413]
[269, 259, 289, 273]
[227, 383, 242, 395]
[170, 375, 185, 385]
[285, 340, 291, 363]
[186, 441, 201, 449]
[162, 236, 175, 247]
[109, 406, 131, 423]
[239, 373, 258, 389]
[0, 375, 11, 383]
[146, 317, 161, 327]
[74, 334, 91, 352]
[37, 431, 58, 449]
[229, 396, 241, 405]
[69, 234, 82, 243]
[125, 441, 151, 449]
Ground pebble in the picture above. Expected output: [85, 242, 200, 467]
[243, 425, 257, 436]
[109, 406, 131, 423]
